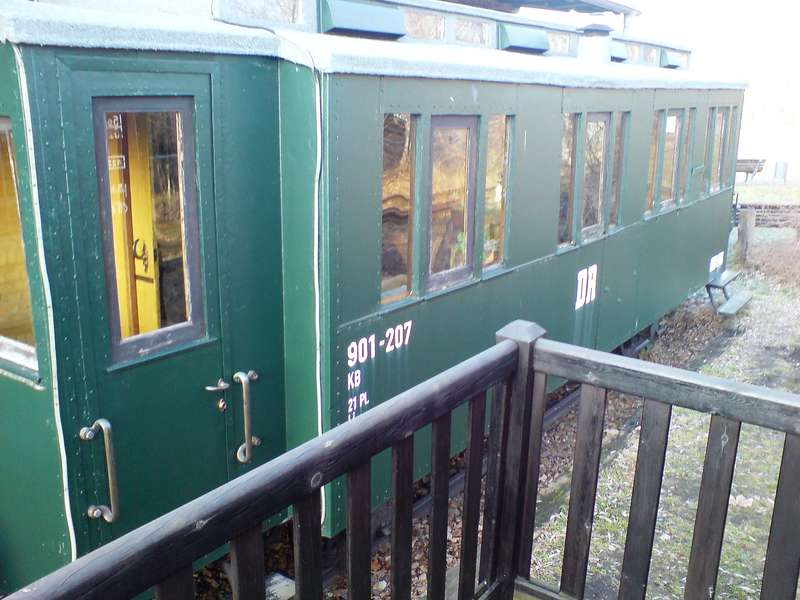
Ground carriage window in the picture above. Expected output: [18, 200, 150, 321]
[94, 99, 204, 359]
[582, 113, 609, 236]
[483, 115, 509, 267]
[678, 108, 695, 202]
[0, 119, 37, 370]
[609, 112, 629, 227]
[660, 110, 682, 205]
[711, 108, 728, 192]
[428, 116, 476, 288]
[559, 113, 577, 245]
[703, 108, 715, 194]
[645, 110, 663, 211]
[381, 114, 415, 303]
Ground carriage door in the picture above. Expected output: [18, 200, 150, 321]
[75, 80, 283, 542]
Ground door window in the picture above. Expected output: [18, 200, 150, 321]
[0, 118, 37, 370]
[93, 98, 204, 361]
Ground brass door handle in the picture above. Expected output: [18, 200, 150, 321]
[233, 370, 261, 463]
[79, 419, 119, 523]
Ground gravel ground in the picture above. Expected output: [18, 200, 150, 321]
[527, 228, 800, 599]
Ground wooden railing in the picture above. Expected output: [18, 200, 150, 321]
[8, 320, 800, 600]
[515, 335, 800, 600]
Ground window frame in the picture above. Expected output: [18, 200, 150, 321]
[92, 96, 206, 363]
[659, 108, 684, 208]
[0, 117, 38, 373]
[481, 114, 512, 271]
[425, 114, 479, 291]
[558, 112, 581, 248]
[607, 110, 630, 229]
[580, 111, 611, 241]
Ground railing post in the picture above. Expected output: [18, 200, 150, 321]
[493, 320, 546, 597]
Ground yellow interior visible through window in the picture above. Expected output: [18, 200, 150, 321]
[0, 121, 36, 350]
[103, 111, 189, 339]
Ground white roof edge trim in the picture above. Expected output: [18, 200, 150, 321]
[0, 0, 746, 90]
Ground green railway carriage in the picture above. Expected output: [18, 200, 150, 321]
[0, 0, 743, 592]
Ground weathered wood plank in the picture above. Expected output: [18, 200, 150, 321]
[618, 400, 672, 600]
[560, 385, 607, 598]
[392, 437, 414, 600]
[479, 382, 510, 585]
[11, 340, 517, 600]
[428, 413, 452, 600]
[534, 338, 800, 435]
[154, 565, 194, 600]
[684, 415, 741, 599]
[458, 392, 487, 600]
[495, 321, 547, 587]
[230, 525, 265, 600]
[517, 371, 549, 577]
[347, 462, 372, 600]
[293, 491, 323, 600]
[760, 432, 800, 600]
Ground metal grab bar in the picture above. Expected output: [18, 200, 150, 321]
[79, 418, 119, 523]
[233, 370, 261, 463]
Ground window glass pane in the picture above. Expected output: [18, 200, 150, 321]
[711, 108, 728, 191]
[0, 119, 36, 364]
[660, 110, 682, 204]
[101, 110, 193, 339]
[609, 111, 628, 227]
[547, 31, 571, 54]
[626, 43, 641, 62]
[454, 18, 488, 45]
[559, 114, 577, 245]
[381, 114, 415, 302]
[404, 9, 445, 40]
[582, 114, 608, 232]
[646, 111, 662, 211]
[483, 115, 508, 267]
[430, 121, 471, 278]
[728, 107, 739, 186]
[704, 108, 715, 193]
[678, 108, 695, 201]
[642, 46, 659, 65]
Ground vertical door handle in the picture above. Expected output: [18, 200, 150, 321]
[79, 418, 119, 523]
[233, 370, 261, 463]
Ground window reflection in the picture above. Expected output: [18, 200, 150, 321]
[430, 120, 472, 280]
[711, 108, 728, 191]
[678, 108, 695, 201]
[381, 114, 415, 302]
[0, 119, 36, 366]
[661, 110, 682, 204]
[582, 114, 608, 234]
[559, 114, 577, 245]
[101, 110, 191, 339]
[609, 112, 628, 227]
[646, 111, 663, 211]
[483, 115, 508, 267]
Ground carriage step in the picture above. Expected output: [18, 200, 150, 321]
[717, 292, 752, 316]
[707, 269, 740, 290]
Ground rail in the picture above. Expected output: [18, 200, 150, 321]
[8, 320, 800, 600]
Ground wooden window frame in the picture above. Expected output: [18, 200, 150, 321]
[92, 96, 206, 363]
[580, 111, 611, 241]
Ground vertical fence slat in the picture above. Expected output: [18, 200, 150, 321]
[618, 399, 672, 600]
[479, 382, 510, 584]
[458, 392, 487, 600]
[684, 415, 741, 599]
[560, 384, 607, 598]
[392, 436, 414, 600]
[230, 524, 265, 600]
[760, 432, 800, 600]
[427, 412, 452, 600]
[347, 462, 372, 600]
[516, 371, 549, 577]
[154, 565, 195, 600]
[293, 490, 323, 600]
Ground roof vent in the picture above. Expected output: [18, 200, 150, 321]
[499, 24, 550, 54]
[577, 23, 612, 63]
[321, 0, 406, 39]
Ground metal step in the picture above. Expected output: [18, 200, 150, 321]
[717, 292, 752, 316]
[708, 269, 740, 290]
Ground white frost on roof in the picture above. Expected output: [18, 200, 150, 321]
[0, 0, 745, 90]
